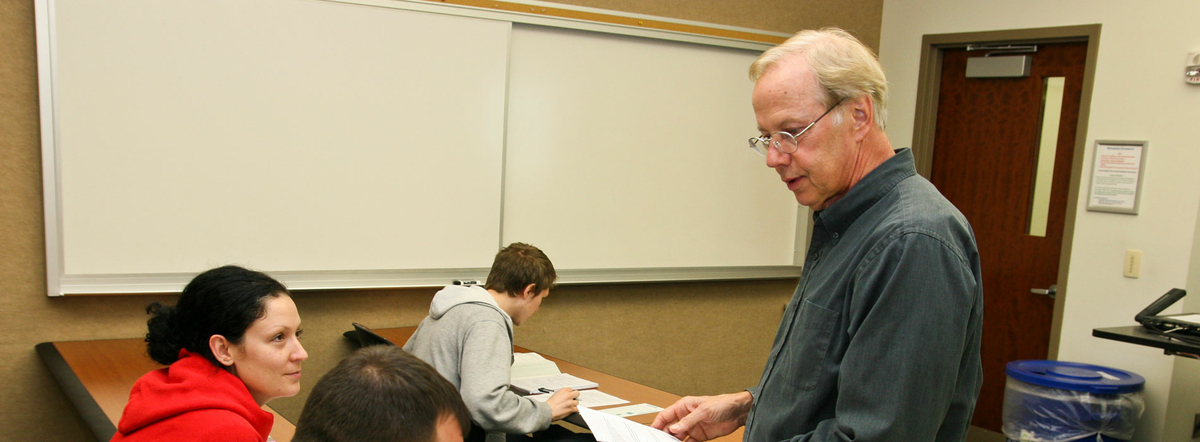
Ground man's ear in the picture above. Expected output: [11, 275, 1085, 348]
[209, 334, 236, 367]
[520, 283, 539, 299]
[850, 96, 874, 140]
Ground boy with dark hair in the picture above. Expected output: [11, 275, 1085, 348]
[404, 242, 579, 442]
[293, 345, 471, 442]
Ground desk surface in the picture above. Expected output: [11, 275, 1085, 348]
[1093, 325, 1200, 356]
[374, 327, 744, 442]
[38, 339, 295, 442]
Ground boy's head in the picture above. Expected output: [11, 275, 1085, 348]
[484, 242, 556, 298]
[292, 345, 471, 442]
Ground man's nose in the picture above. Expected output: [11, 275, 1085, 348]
[765, 144, 789, 167]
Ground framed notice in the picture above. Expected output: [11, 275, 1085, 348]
[1087, 140, 1148, 214]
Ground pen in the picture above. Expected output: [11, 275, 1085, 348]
[538, 388, 554, 394]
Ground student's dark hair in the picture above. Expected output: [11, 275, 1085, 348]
[144, 265, 289, 367]
[293, 345, 472, 442]
[483, 242, 556, 297]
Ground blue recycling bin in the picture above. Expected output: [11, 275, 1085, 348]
[1003, 360, 1145, 442]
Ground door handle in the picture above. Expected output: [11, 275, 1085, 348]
[1031, 284, 1057, 299]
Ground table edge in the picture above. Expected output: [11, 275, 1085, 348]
[37, 341, 118, 441]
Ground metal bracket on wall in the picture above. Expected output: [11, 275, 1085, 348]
[966, 44, 1039, 55]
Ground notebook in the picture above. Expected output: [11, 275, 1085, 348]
[1135, 289, 1200, 333]
[526, 389, 629, 408]
[509, 352, 599, 395]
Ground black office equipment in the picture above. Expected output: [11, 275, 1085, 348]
[1093, 326, 1200, 357]
[350, 323, 397, 348]
[1135, 289, 1200, 333]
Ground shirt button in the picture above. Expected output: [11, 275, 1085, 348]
[832, 232, 840, 239]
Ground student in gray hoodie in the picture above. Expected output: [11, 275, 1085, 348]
[404, 243, 579, 442]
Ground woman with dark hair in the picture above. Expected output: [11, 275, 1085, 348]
[111, 265, 308, 442]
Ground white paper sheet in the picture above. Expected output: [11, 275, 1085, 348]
[578, 406, 680, 442]
[526, 389, 630, 408]
[600, 403, 664, 418]
[510, 373, 599, 395]
[512, 352, 562, 379]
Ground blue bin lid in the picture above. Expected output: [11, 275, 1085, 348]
[1006, 360, 1144, 394]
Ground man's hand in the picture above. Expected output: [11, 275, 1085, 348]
[546, 388, 580, 421]
[651, 391, 753, 441]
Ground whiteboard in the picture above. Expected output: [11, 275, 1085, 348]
[37, 0, 801, 295]
[50, 0, 509, 277]
[503, 25, 801, 269]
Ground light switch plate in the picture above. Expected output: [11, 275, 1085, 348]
[1124, 250, 1143, 278]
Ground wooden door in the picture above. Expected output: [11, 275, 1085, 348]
[930, 42, 1087, 432]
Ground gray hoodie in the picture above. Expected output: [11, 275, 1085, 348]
[403, 285, 551, 441]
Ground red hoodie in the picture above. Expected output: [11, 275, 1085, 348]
[111, 349, 274, 442]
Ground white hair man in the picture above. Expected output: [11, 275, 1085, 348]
[652, 28, 984, 442]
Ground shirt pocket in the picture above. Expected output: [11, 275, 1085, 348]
[775, 299, 839, 391]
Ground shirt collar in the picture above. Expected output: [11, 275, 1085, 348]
[813, 148, 916, 234]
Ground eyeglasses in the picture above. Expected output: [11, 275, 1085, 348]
[747, 98, 845, 157]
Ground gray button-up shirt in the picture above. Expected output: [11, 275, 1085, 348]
[745, 148, 983, 442]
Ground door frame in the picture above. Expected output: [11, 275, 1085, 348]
[911, 24, 1101, 359]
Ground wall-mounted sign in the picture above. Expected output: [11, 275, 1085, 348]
[1087, 140, 1148, 214]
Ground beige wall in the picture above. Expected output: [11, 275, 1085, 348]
[879, 1, 1200, 440]
[0, 0, 882, 440]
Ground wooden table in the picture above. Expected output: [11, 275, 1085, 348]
[374, 327, 745, 442]
[42, 327, 743, 442]
[37, 339, 296, 442]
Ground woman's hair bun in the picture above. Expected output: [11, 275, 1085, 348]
[144, 302, 183, 365]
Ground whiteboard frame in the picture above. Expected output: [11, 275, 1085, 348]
[56, 266, 802, 295]
[326, 0, 788, 51]
[35, 0, 802, 296]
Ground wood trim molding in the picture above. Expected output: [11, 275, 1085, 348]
[911, 24, 1102, 360]
[436, 0, 788, 44]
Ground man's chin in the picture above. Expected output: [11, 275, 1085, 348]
[795, 196, 828, 211]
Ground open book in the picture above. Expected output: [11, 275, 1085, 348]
[510, 352, 599, 395]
